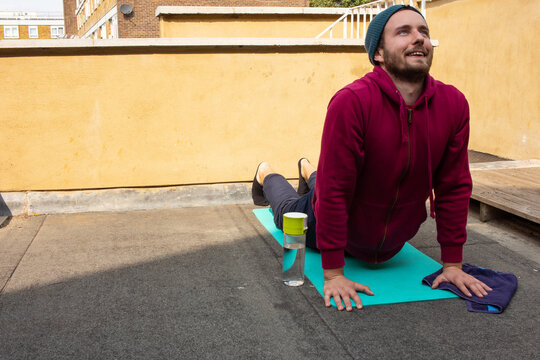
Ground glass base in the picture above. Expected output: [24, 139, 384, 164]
[282, 280, 304, 287]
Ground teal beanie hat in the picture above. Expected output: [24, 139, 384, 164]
[365, 5, 425, 65]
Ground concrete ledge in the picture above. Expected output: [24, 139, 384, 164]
[469, 159, 540, 171]
[0, 38, 439, 54]
[0, 192, 26, 216]
[0, 38, 442, 52]
[156, 6, 348, 17]
[0, 183, 258, 216]
[0, 37, 366, 50]
[0, 38, 372, 57]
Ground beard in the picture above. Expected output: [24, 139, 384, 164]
[383, 47, 433, 83]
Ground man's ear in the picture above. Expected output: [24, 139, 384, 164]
[374, 47, 384, 64]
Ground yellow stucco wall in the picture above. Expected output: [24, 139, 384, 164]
[427, 0, 540, 159]
[160, 14, 349, 38]
[3, 0, 538, 192]
[0, 47, 369, 191]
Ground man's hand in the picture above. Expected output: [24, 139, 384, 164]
[323, 267, 374, 311]
[432, 262, 493, 297]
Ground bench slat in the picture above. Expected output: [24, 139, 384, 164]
[470, 166, 540, 224]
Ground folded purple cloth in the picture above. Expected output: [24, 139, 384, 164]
[422, 263, 518, 313]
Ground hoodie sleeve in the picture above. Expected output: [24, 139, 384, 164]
[314, 88, 365, 269]
[433, 94, 472, 263]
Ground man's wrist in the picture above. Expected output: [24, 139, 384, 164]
[323, 267, 344, 280]
[442, 262, 462, 270]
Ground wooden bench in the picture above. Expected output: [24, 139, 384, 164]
[469, 160, 540, 223]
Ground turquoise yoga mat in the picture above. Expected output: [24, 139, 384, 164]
[253, 208, 457, 307]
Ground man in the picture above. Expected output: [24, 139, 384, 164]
[252, 5, 491, 311]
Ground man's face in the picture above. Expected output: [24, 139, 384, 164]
[374, 10, 433, 82]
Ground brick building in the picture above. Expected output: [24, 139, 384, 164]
[64, 0, 310, 39]
[0, 12, 64, 40]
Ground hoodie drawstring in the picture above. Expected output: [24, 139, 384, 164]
[425, 97, 435, 219]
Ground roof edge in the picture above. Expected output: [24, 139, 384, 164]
[155, 6, 348, 17]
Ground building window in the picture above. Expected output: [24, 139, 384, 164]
[28, 26, 38, 38]
[4, 25, 19, 39]
[51, 26, 64, 38]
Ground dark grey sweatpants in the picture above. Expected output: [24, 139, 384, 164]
[262, 172, 317, 249]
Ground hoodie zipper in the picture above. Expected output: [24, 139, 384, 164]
[376, 108, 413, 262]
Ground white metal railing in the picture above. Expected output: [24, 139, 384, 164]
[316, 0, 426, 40]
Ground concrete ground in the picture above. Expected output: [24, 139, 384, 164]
[0, 204, 538, 359]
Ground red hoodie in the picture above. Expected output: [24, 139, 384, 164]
[314, 66, 472, 269]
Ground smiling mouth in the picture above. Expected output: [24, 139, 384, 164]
[407, 51, 426, 57]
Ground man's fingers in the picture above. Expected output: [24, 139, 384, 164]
[352, 283, 374, 296]
[474, 283, 488, 297]
[356, 284, 374, 296]
[481, 282, 493, 292]
[456, 282, 472, 297]
[343, 287, 366, 311]
[431, 275, 446, 289]
[323, 276, 372, 311]
[469, 281, 491, 298]
[324, 293, 332, 308]
[333, 294, 344, 311]
[461, 276, 493, 298]
[324, 287, 349, 311]
[324, 289, 363, 311]
[350, 291, 363, 309]
[438, 266, 494, 298]
[341, 295, 353, 312]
